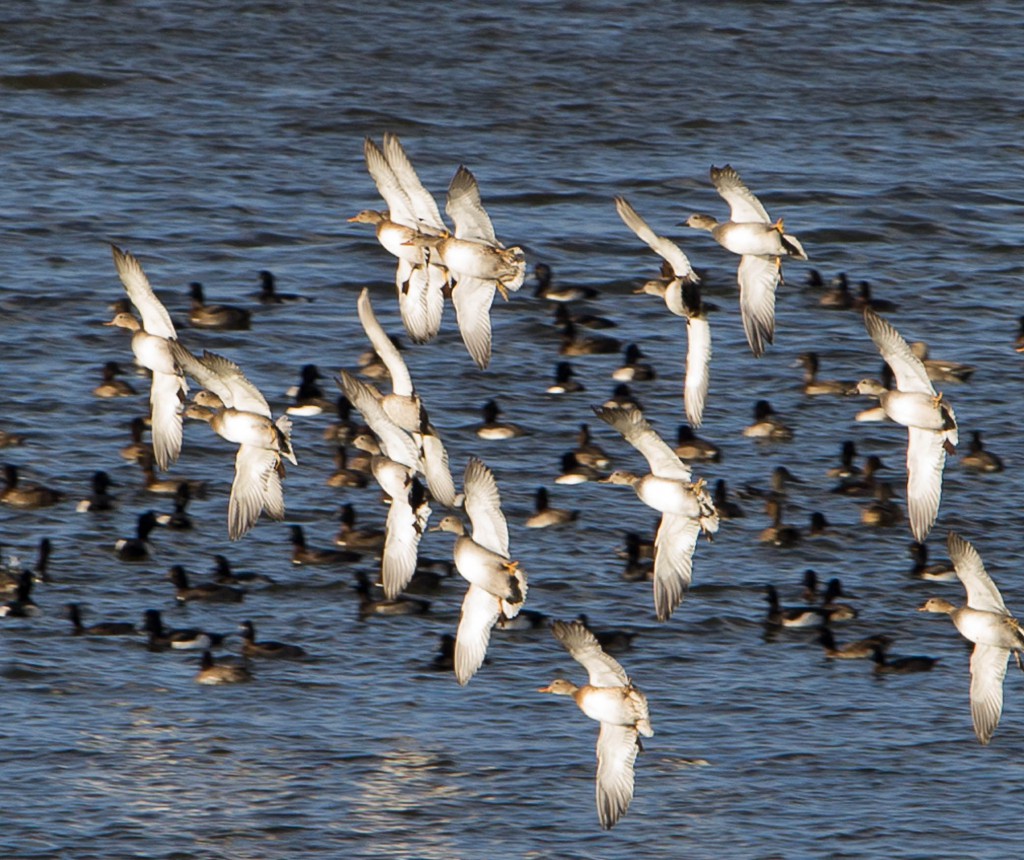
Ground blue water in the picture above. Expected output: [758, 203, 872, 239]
[2, 2, 1024, 857]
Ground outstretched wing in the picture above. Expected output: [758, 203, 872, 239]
[111, 244, 177, 339]
[737, 254, 780, 358]
[947, 532, 1007, 614]
[551, 619, 629, 688]
[593, 406, 691, 481]
[709, 165, 770, 224]
[863, 308, 935, 395]
[462, 457, 509, 557]
[614, 196, 699, 282]
[446, 166, 498, 245]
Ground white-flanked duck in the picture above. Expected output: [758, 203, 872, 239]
[351, 133, 449, 342]
[854, 308, 958, 541]
[685, 165, 807, 357]
[106, 245, 188, 471]
[919, 532, 1024, 744]
[172, 344, 296, 540]
[434, 457, 527, 685]
[539, 618, 653, 830]
[594, 405, 718, 621]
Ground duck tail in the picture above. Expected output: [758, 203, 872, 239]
[501, 562, 528, 615]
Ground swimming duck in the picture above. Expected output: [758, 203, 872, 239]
[685, 165, 807, 357]
[739, 465, 802, 501]
[322, 396, 360, 446]
[764, 585, 826, 628]
[821, 578, 858, 621]
[211, 554, 276, 587]
[576, 613, 638, 653]
[533, 263, 598, 302]
[106, 245, 189, 471]
[335, 503, 386, 550]
[115, 511, 159, 562]
[168, 565, 244, 603]
[141, 608, 220, 651]
[155, 482, 193, 530]
[555, 452, 604, 485]
[909, 341, 975, 384]
[404, 165, 526, 367]
[355, 570, 431, 618]
[120, 416, 150, 462]
[0, 570, 39, 618]
[595, 405, 718, 621]
[430, 633, 458, 671]
[621, 531, 654, 582]
[173, 344, 297, 540]
[807, 512, 832, 537]
[525, 486, 578, 528]
[960, 430, 1004, 473]
[831, 454, 886, 496]
[559, 321, 622, 356]
[573, 423, 611, 469]
[187, 282, 252, 330]
[615, 196, 711, 426]
[759, 497, 801, 547]
[871, 645, 938, 675]
[909, 541, 956, 581]
[854, 308, 958, 541]
[195, 650, 252, 685]
[818, 273, 854, 310]
[551, 303, 618, 331]
[1, 463, 63, 509]
[93, 361, 138, 398]
[919, 532, 1024, 743]
[712, 480, 744, 520]
[137, 450, 207, 497]
[674, 425, 720, 462]
[602, 383, 642, 412]
[285, 364, 333, 416]
[825, 440, 860, 479]
[612, 344, 656, 382]
[853, 280, 897, 313]
[797, 352, 851, 396]
[255, 270, 309, 304]
[818, 628, 893, 660]
[547, 361, 585, 394]
[290, 525, 360, 566]
[742, 400, 794, 441]
[66, 603, 136, 636]
[353, 134, 449, 343]
[77, 470, 116, 513]
[539, 618, 653, 830]
[434, 457, 527, 685]
[860, 482, 904, 528]
[239, 620, 307, 659]
[475, 399, 525, 440]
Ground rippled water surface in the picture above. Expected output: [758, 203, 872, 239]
[3, 2, 1024, 858]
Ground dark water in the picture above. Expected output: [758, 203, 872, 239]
[3, 2, 1024, 857]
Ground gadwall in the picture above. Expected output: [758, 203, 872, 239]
[539, 618, 653, 830]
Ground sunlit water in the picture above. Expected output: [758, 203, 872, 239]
[2, 2, 1024, 858]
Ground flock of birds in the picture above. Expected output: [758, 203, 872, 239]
[2, 132, 1022, 831]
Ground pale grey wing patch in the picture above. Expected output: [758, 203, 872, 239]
[111, 244, 177, 339]
[969, 643, 1008, 745]
[593, 405, 692, 481]
[338, 370, 421, 470]
[446, 165, 498, 245]
[357, 288, 414, 395]
[194, 350, 271, 417]
[906, 427, 946, 543]
[450, 275, 495, 370]
[229, 445, 281, 541]
[551, 619, 629, 688]
[684, 315, 712, 429]
[454, 584, 501, 685]
[363, 136, 417, 227]
[736, 254, 780, 358]
[863, 308, 935, 395]
[709, 165, 771, 224]
[947, 532, 1007, 614]
[381, 490, 430, 599]
[149, 369, 185, 472]
[614, 196, 699, 281]
[419, 432, 457, 508]
[382, 132, 447, 232]
[595, 722, 639, 830]
[463, 456, 509, 557]
[652, 513, 699, 622]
